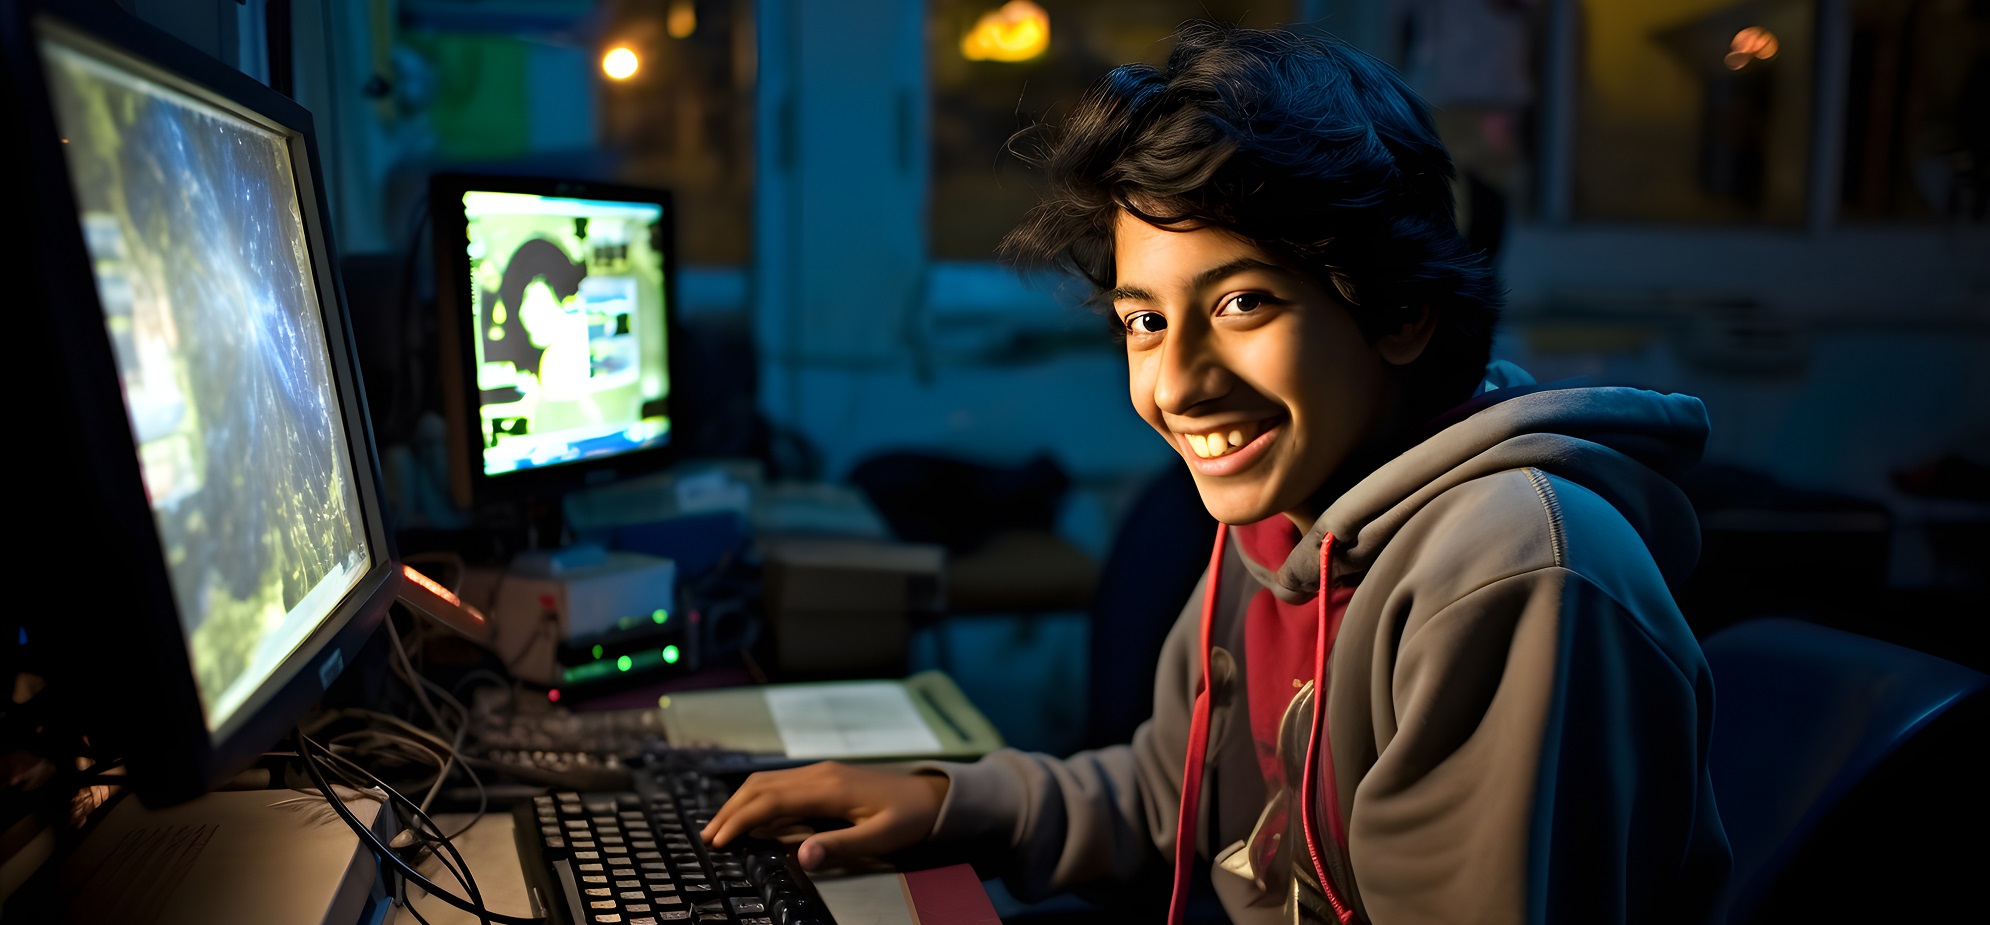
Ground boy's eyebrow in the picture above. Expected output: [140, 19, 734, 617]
[1109, 258, 1288, 305]
[1108, 283, 1156, 304]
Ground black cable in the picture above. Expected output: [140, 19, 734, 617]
[301, 734, 493, 925]
[303, 733, 480, 899]
[295, 731, 543, 925]
[306, 734, 479, 896]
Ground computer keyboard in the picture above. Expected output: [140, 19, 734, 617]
[513, 759, 834, 925]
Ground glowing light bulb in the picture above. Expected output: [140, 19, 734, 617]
[667, 0, 696, 39]
[617, 654, 633, 672]
[1725, 27, 1779, 70]
[662, 645, 681, 665]
[592, 644, 604, 659]
[603, 46, 640, 80]
[962, 1, 1050, 63]
[652, 609, 668, 625]
[548, 689, 561, 702]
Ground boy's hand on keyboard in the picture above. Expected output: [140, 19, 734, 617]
[700, 761, 950, 871]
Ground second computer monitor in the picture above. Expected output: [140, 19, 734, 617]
[433, 175, 681, 506]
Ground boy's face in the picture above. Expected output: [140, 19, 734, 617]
[1112, 213, 1394, 527]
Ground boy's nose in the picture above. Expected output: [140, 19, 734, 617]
[1153, 329, 1231, 415]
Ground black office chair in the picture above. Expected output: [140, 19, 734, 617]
[1085, 462, 1219, 750]
[1704, 617, 1987, 924]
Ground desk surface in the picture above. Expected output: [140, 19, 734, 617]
[399, 813, 997, 925]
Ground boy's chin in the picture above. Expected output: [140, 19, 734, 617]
[1190, 475, 1286, 527]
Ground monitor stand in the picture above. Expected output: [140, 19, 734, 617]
[52, 786, 392, 924]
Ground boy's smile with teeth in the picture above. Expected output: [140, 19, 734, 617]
[1113, 213, 1425, 528]
[1182, 419, 1273, 458]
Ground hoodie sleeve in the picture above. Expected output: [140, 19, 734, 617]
[1344, 566, 1729, 925]
[910, 569, 1214, 900]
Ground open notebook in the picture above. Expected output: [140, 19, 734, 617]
[656, 670, 1004, 761]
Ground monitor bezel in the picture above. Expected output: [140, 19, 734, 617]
[1, 0, 400, 806]
[431, 172, 687, 508]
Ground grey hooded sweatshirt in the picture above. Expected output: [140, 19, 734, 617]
[917, 378, 1732, 924]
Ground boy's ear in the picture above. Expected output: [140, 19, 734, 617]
[1376, 304, 1436, 367]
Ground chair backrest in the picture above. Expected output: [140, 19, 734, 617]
[1704, 617, 1987, 924]
[1084, 463, 1218, 750]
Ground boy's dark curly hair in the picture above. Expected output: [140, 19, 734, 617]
[1001, 22, 1502, 425]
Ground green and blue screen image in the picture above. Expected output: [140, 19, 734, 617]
[42, 32, 370, 734]
[462, 191, 671, 476]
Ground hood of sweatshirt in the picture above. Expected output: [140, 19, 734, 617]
[1238, 376, 1711, 604]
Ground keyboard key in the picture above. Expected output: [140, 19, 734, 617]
[593, 915, 622, 924]
[578, 863, 605, 873]
[590, 900, 617, 910]
[627, 904, 652, 914]
[582, 876, 608, 885]
[584, 887, 611, 897]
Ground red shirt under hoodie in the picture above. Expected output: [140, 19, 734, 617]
[1237, 516, 1354, 788]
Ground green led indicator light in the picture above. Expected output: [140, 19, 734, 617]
[662, 645, 680, 665]
[652, 609, 668, 625]
[591, 644, 604, 660]
[616, 654, 633, 672]
[563, 660, 615, 684]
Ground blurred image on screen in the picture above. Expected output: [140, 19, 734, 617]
[461, 191, 671, 477]
[43, 35, 370, 734]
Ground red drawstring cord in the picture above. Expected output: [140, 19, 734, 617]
[1300, 533, 1355, 923]
[1168, 527, 1354, 925]
[1166, 522, 1227, 925]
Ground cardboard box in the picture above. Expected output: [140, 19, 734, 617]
[760, 537, 945, 675]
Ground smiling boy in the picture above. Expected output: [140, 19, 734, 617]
[705, 25, 1730, 924]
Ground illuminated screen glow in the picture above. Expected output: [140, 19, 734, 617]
[41, 31, 371, 734]
[461, 191, 671, 478]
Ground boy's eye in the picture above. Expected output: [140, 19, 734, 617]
[1218, 293, 1270, 315]
[1125, 311, 1167, 334]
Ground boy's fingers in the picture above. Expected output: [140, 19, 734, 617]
[706, 790, 784, 847]
[703, 769, 800, 841]
[795, 822, 879, 870]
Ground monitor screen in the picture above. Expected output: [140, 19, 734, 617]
[458, 190, 672, 478]
[41, 32, 371, 736]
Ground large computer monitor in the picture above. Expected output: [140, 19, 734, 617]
[4, 0, 400, 805]
[431, 173, 683, 508]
